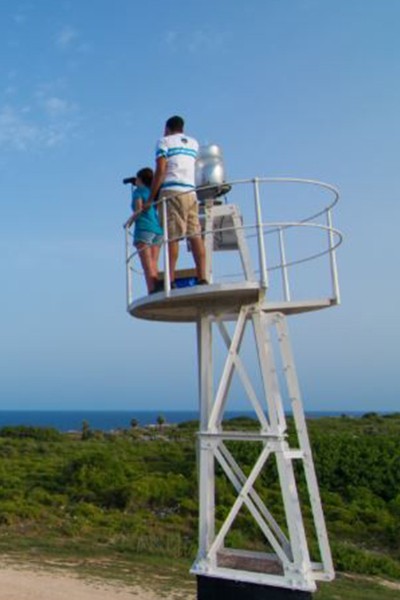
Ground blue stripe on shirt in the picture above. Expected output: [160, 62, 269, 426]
[161, 181, 195, 189]
[166, 147, 198, 158]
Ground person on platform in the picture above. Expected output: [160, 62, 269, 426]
[124, 167, 163, 294]
[145, 115, 207, 287]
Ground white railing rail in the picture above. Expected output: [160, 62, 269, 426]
[124, 177, 342, 307]
[253, 177, 269, 290]
[278, 227, 291, 302]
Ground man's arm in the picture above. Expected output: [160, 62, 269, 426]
[144, 156, 167, 210]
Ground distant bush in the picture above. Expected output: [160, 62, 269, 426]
[333, 541, 400, 579]
[0, 426, 62, 441]
[361, 412, 381, 420]
[59, 449, 132, 510]
[177, 420, 198, 430]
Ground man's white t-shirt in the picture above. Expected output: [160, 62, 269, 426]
[155, 133, 199, 192]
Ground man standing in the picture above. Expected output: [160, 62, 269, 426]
[147, 115, 207, 287]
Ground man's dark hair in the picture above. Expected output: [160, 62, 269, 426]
[166, 115, 184, 133]
[136, 167, 153, 188]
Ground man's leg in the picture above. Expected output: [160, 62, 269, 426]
[190, 235, 206, 281]
[185, 192, 207, 282]
[168, 240, 179, 283]
[159, 191, 182, 286]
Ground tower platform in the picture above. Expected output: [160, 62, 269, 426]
[125, 177, 342, 318]
[128, 283, 336, 323]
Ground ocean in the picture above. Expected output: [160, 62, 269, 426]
[0, 410, 367, 432]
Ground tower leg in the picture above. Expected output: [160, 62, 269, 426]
[197, 316, 215, 560]
[275, 315, 334, 579]
[193, 308, 333, 594]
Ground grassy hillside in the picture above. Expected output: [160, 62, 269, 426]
[0, 413, 398, 596]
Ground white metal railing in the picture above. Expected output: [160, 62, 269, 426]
[124, 177, 342, 307]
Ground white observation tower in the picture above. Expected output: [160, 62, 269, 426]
[124, 163, 342, 600]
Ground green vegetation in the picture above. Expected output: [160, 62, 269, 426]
[315, 574, 400, 600]
[0, 414, 398, 596]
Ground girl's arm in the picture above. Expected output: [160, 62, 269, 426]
[124, 197, 143, 228]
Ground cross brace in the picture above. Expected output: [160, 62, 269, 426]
[192, 307, 334, 592]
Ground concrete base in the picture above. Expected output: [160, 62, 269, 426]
[197, 576, 313, 600]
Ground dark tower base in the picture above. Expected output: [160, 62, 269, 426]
[197, 576, 313, 600]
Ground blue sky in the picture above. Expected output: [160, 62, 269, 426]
[0, 0, 398, 412]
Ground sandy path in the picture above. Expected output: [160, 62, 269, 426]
[0, 564, 160, 600]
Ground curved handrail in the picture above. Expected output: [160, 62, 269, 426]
[210, 220, 343, 274]
[126, 220, 342, 274]
[196, 177, 339, 233]
[124, 177, 342, 307]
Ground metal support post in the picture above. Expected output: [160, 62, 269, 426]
[162, 196, 171, 294]
[326, 209, 340, 304]
[253, 178, 268, 289]
[204, 204, 214, 283]
[275, 315, 334, 581]
[125, 226, 133, 305]
[197, 316, 215, 560]
[278, 227, 291, 302]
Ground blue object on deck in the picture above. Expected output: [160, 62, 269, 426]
[175, 276, 198, 288]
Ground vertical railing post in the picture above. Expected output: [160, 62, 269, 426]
[327, 209, 340, 304]
[125, 226, 133, 306]
[278, 227, 291, 302]
[162, 196, 171, 294]
[253, 178, 268, 289]
[204, 203, 214, 284]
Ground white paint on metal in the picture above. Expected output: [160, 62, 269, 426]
[253, 178, 268, 289]
[327, 208, 341, 304]
[278, 227, 291, 301]
[216, 318, 269, 431]
[275, 315, 335, 578]
[208, 307, 249, 431]
[161, 196, 171, 294]
[217, 442, 291, 557]
[124, 175, 341, 592]
[197, 317, 215, 559]
[191, 307, 334, 591]
[125, 177, 342, 313]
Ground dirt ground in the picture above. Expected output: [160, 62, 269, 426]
[0, 563, 167, 600]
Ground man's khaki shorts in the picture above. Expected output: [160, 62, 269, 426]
[158, 190, 201, 241]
